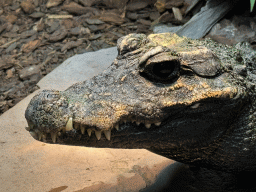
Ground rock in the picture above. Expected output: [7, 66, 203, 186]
[19, 65, 41, 80]
[0, 9, 3, 16]
[62, 2, 99, 15]
[5, 14, 17, 24]
[61, 39, 83, 52]
[20, 0, 35, 14]
[126, 2, 149, 11]
[46, 0, 64, 8]
[22, 39, 41, 53]
[48, 28, 68, 42]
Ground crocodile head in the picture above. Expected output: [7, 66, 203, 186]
[25, 33, 256, 173]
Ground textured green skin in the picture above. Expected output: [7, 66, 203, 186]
[25, 33, 256, 174]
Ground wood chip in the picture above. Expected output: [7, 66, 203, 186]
[61, 39, 83, 52]
[46, 0, 64, 8]
[172, 7, 183, 21]
[48, 28, 68, 42]
[22, 39, 41, 53]
[47, 14, 73, 19]
[0, 38, 20, 49]
[62, 2, 99, 15]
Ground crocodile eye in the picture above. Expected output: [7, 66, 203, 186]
[151, 60, 179, 79]
[140, 53, 180, 82]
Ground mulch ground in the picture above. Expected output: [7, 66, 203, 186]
[0, 0, 192, 115]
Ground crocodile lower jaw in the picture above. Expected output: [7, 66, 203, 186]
[26, 117, 162, 143]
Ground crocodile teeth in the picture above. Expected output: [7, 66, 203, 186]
[95, 131, 101, 140]
[145, 123, 151, 129]
[51, 133, 57, 143]
[87, 129, 92, 137]
[29, 131, 38, 139]
[28, 122, 34, 129]
[104, 130, 111, 141]
[38, 132, 43, 141]
[191, 103, 200, 109]
[42, 134, 47, 142]
[115, 124, 119, 130]
[80, 125, 85, 134]
[155, 122, 161, 126]
[136, 122, 140, 126]
[66, 117, 73, 131]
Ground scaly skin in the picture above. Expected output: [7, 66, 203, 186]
[25, 33, 256, 174]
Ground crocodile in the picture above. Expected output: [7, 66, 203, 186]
[25, 33, 256, 178]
